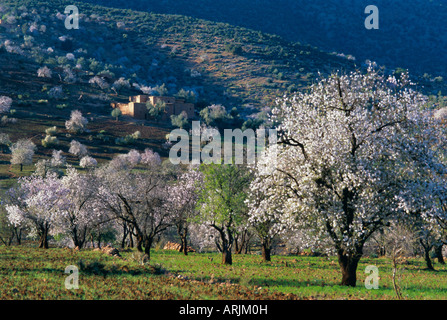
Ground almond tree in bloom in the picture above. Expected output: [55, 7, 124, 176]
[170, 167, 203, 255]
[395, 118, 447, 270]
[0, 96, 12, 114]
[95, 150, 172, 259]
[5, 173, 68, 248]
[69, 140, 88, 158]
[79, 155, 97, 169]
[10, 139, 36, 171]
[246, 177, 296, 261]
[65, 110, 88, 134]
[37, 66, 52, 78]
[56, 167, 101, 248]
[249, 67, 447, 286]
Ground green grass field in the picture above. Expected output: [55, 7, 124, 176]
[1, 245, 446, 300]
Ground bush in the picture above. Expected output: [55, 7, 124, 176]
[224, 43, 243, 55]
[41, 135, 59, 148]
[45, 126, 57, 136]
[115, 131, 141, 145]
[170, 111, 189, 129]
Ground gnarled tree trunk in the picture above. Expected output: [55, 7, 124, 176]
[435, 244, 445, 264]
[420, 240, 435, 270]
[212, 224, 234, 265]
[222, 245, 233, 265]
[337, 250, 361, 287]
[38, 227, 49, 249]
[261, 243, 271, 262]
[144, 237, 153, 259]
[177, 225, 189, 256]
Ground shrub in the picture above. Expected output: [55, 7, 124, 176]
[41, 135, 59, 148]
[115, 131, 141, 145]
[45, 126, 57, 136]
[171, 111, 189, 129]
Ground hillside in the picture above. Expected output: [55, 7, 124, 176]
[0, 0, 445, 188]
[0, 0, 361, 188]
[0, 0, 358, 110]
[75, 0, 447, 79]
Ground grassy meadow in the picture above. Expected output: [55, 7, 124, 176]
[1, 245, 446, 300]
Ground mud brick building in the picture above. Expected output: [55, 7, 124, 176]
[111, 95, 195, 120]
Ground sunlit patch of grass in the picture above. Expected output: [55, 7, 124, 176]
[1, 246, 447, 300]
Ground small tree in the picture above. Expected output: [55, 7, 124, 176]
[6, 173, 68, 248]
[112, 77, 130, 93]
[37, 66, 52, 78]
[111, 108, 122, 122]
[170, 111, 189, 129]
[10, 139, 36, 171]
[65, 110, 88, 134]
[196, 163, 251, 265]
[95, 151, 172, 260]
[41, 135, 59, 148]
[170, 168, 203, 255]
[154, 83, 168, 96]
[0, 133, 11, 153]
[0, 96, 12, 114]
[175, 89, 196, 103]
[69, 140, 88, 158]
[79, 156, 97, 168]
[146, 101, 166, 121]
[199, 104, 231, 129]
[381, 223, 418, 299]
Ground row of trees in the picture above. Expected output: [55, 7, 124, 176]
[2, 67, 447, 288]
[1, 145, 258, 264]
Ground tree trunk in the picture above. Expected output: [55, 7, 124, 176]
[392, 259, 403, 300]
[121, 224, 128, 249]
[261, 237, 272, 262]
[435, 244, 445, 264]
[136, 235, 143, 252]
[235, 230, 250, 255]
[261, 243, 271, 262]
[177, 225, 189, 256]
[144, 237, 152, 259]
[8, 232, 13, 246]
[423, 247, 435, 270]
[38, 228, 49, 249]
[221, 232, 233, 265]
[338, 251, 361, 287]
[129, 233, 134, 248]
[20, 163, 23, 172]
[180, 235, 188, 256]
[212, 224, 233, 265]
[222, 247, 233, 265]
[234, 238, 240, 254]
[96, 234, 101, 249]
[72, 228, 85, 249]
[14, 228, 21, 245]
[420, 240, 435, 270]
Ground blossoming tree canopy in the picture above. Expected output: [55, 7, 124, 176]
[6, 173, 69, 248]
[249, 67, 447, 286]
